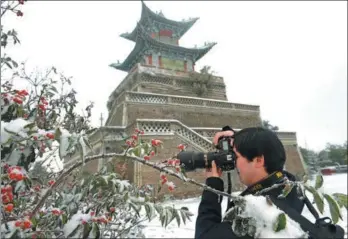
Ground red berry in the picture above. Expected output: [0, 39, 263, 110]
[8, 193, 13, 201]
[144, 155, 150, 161]
[150, 151, 155, 156]
[8, 172, 17, 180]
[48, 180, 55, 186]
[19, 90, 28, 96]
[131, 135, 138, 140]
[23, 220, 32, 229]
[15, 221, 22, 227]
[151, 139, 157, 146]
[16, 11, 23, 17]
[15, 174, 24, 181]
[126, 140, 132, 146]
[110, 207, 115, 212]
[4, 203, 14, 212]
[38, 104, 45, 111]
[18, 0, 25, 5]
[46, 133, 54, 139]
[13, 97, 23, 104]
[6, 185, 12, 193]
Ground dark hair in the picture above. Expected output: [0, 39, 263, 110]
[233, 127, 286, 174]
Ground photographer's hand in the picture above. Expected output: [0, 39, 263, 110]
[212, 130, 234, 146]
[205, 160, 222, 178]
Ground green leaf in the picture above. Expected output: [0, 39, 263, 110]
[55, 128, 62, 141]
[92, 223, 100, 239]
[173, 207, 181, 227]
[273, 213, 287, 232]
[11, 59, 18, 68]
[61, 213, 68, 225]
[27, 108, 37, 121]
[144, 203, 154, 221]
[180, 209, 187, 225]
[278, 183, 294, 198]
[82, 223, 91, 239]
[180, 167, 188, 178]
[157, 181, 162, 194]
[332, 193, 348, 209]
[5, 61, 12, 69]
[50, 85, 59, 94]
[304, 185, 324, 214]
[323, 194, 343, 224]
[134, 145, 141, 157]
[315, 174, 324, 189]
[8, 228, 19, 239]
[129, 202, 140, 217]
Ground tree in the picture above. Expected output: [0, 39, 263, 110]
[262, 120, 279, 131]
[325, 142, 347, 165]
[189, 65, 215, 97]
[1, 2, 192, 238]
[1, 2, 346, 238]
[300, 148, 320, 180]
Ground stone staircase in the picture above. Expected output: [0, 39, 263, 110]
[65, 118, 305, 196]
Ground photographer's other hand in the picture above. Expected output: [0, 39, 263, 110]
[212, 130, 234, 146]
[205, 160, 222, 178]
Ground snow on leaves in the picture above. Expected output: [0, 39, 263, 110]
[223, 174, 347, 238]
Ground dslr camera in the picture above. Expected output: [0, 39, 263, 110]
[177, 126, 236, 172]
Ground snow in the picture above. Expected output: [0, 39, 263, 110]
[59, 128, 73, 159]
[141, 174, 348, 238]
[63, 211, 91, 237]
[1, 118, 31, 144]
[239, 195, 305, 238]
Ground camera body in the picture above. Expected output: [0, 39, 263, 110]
[177, 127, 236, 172]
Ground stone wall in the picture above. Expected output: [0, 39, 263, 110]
[136, 82, 227, 101]
[284, 145, 306, 179]
[109, 103, 124, 125]
[136, 135, 206, 199]
[126, 103, 262, 128]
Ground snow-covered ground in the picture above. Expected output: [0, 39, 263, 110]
[142, 174, 348, 238]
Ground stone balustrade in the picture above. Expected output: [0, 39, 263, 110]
[124, 91, 259, 111]
[191, 127, 297, 145]
[135, 119, 214, 152]
[107, 63, 226, 111]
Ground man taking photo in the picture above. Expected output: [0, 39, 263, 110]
[194, 127, 343, 239]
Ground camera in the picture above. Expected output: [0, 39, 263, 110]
[176, 127, 236, 172]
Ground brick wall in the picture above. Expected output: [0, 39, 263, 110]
[137, 83, 227, 101]
[284, 145, 306, 179]
[82, 159, 99, 174]
[127, 103, 261, 128]
[138, 135, 207, 199]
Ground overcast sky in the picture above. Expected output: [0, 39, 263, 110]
[3, 1, 347, 151]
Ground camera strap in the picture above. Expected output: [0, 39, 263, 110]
[269, 195, 345, 239]
[226, 172, 232, 212]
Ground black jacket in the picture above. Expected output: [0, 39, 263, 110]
[195, 171, 304, 239]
